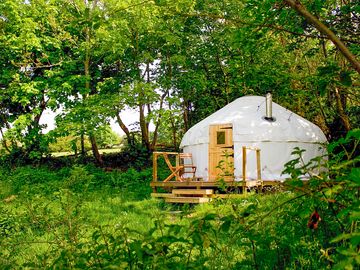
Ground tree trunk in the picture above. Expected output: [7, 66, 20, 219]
[80, 133, 85, 156]
[89, 133, 103, 166]
[115, 113, 134, 146]
[283, 0, 360, 74]
[0, 114, 17, 149]
[216, 52, 230, 104]
[183, 99, 190, 132]
[83, 6, 102, 163]
[334, 87, 351, 131]
[0, 128, 11, 153]
[170, 118, 178, 151]
[139, 103, 150, 151]
[33, 91, 47, 125]
[150, 91, 168, 151]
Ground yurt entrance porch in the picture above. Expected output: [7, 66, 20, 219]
[150, 146, 275, 204]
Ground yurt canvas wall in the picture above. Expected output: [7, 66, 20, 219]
[180, 96, 327, 181]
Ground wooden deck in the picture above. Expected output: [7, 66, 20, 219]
[151, 179, 279, 189]
[151, 151, 280, 203]
[150, 179, 281, 203]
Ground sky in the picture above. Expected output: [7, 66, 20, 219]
[39, 108, 149, 136]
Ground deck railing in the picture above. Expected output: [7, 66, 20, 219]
[242, 146, 263, 190]
[153, 147, 263, 188]
[152, 152, 181, 182]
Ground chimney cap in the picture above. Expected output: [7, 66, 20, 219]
[264, 93, 276, 122]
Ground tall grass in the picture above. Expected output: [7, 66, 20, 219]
[0, 129, 359, 269]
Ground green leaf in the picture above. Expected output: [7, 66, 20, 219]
[203, 213, 217, 221]
[333, 258, 354, 270]
[346, 129, 360, 140]
[340, 71, 352, 86]
[220, 220, 231, 232]
[192, 232, 202, 245]
[331, 232, 360, 243]
[349, 168, 360, 185]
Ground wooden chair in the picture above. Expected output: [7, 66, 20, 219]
[160, 152, 183, 182]
[179, 153, 197, 180]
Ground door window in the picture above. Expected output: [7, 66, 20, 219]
[216, 131, 226, 145]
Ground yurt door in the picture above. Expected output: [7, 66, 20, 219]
[209, 124, 234, 181]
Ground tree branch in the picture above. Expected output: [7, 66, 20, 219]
[169, 9, 360, 45]
[283, 0, 360, 74]
[262, 24, 360, 45]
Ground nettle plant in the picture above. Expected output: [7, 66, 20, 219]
[283, 129, 360, 268]
[215, 150, 237, 192]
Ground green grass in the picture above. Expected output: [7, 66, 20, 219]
[0, 173, 158, 267]
[98, 148, 123, 154]
[50, 151, 74, 157]
[50, 147, 122, 157]
[0, 163, 357, 269]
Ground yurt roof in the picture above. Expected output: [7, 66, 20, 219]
[180, 96, 327, 147]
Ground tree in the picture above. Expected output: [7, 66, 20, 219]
[1, 0, 358, 163]
[157, 0, 359, 138]
[0, 0, 70, 159]
[283, 0, 360, 74]
[52, 0, 125, 164]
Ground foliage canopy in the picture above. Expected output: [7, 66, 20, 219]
[0, 0, 358, 160]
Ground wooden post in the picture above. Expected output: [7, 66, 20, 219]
[256, 149, 261, 180]
[153, 152, 158, 182]
[242, 146, 247, 193]
[256, 149, 263, 189]
[152, 152, 158, 193]
[175, 153, 180, 181]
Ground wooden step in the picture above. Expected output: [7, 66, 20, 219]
[246, 180, 263, 187]
[210, 194, 246, 199]
[151, 193, 173, 198]
[172, 189, 214, 196]
[165, 196, 212, 204]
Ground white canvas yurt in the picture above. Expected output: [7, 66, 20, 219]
[180, 95, 327, 182]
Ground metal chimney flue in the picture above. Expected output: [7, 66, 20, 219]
[264, 93, 275, 122]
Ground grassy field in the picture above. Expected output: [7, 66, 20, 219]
[0, 163, 356, 269]
[50, 147, 123, 157]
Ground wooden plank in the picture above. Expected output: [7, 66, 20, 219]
[210, 194, 246, 199]
[161, 152, 184, 183]
[175, 154, 180, 181]
[152, 152, 183, 183]
[263, 180, 282, 186]
[153, 152, 158, 182]
[153, 151, 179, 155]
[179, 177, 203, 182]
[165, 196, 211, 204]
[151, 181, 219, 188]
[172, 189, 214, 195]
[150, 180, 280, 189]
[246, 181, 261, 187]
[151, 193, 173, 198]
[243, 146, 260, 151]
[163, 167, 182, 182]
[256, 149, 261, 181]
[179, 153, 196, 180]
[242, 146, 247, 192]
[163, 153, 174, 171]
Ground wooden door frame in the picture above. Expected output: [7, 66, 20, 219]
[208, 123, 234, 181]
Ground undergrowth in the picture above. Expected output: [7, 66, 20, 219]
[0, 129, 358, 269]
